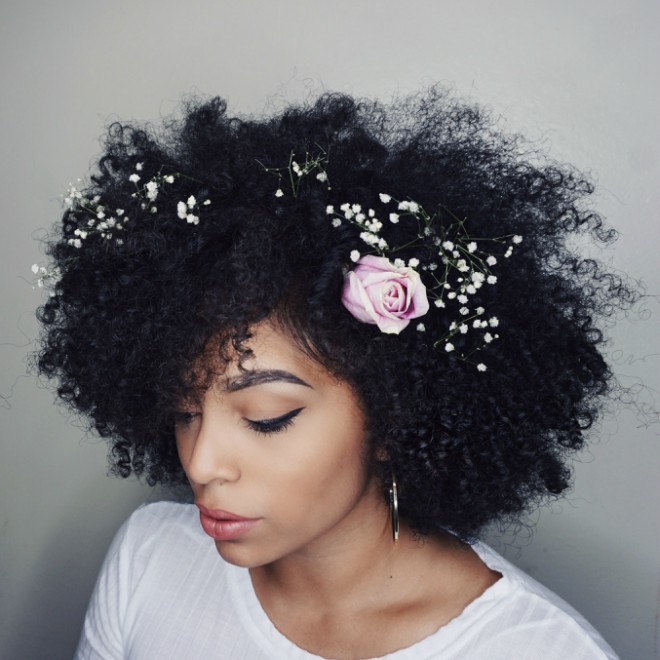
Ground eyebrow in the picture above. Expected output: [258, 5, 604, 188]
[224, 369, 312, 392]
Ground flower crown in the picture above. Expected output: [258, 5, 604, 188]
[263, 151, 523, 371]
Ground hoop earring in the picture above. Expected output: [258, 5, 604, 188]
[389, 474, 399, 542]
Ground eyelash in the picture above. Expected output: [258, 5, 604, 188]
[173, 408, 305, 435]
[245, 407, 304, 435]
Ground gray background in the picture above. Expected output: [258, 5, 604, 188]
[1, 1, 659, 659]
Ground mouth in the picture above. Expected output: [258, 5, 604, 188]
[196, 503, 260, 541]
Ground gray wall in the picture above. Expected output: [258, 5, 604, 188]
[1, 1, 658, 658]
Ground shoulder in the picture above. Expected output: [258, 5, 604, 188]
[457, 542, 619, 659]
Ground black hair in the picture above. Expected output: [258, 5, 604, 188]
[36, 88, 635, 539]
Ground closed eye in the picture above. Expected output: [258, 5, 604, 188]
[173, 411, 200, 428]
[246, 407, 305, 435]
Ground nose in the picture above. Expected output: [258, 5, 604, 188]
[183, 413, 241, 486]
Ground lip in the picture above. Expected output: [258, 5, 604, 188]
[196, 503, 260, 541]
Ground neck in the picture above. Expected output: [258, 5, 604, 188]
[250, 486, 405, 610]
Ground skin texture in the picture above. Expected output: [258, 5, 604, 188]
[175, 321, 500, 658]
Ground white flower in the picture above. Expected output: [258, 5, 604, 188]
[477, 363, 487, 372]
[115, 238, 124, 245]
[445, 342, 455, 352]
[177, 201, 187, 219]
[428, 263, 438, 271]
[129, 174, 140, 183]
[186, 214, 199, 225]
[379, 193, 391, 203]
[135, 162, 143, 171]
[351, 204, 362, 214]
[486, 255, 497, 266]
[31, 264, 40, 274]
[389, 213, 400, 224]
[368, 209, 376, 217]
[489, 316, 499, 327]
[393, 258, 405, 268]
[116, 209, 124, 216]
[350, 250, 361, 262]
[467, 242, 477, 253]
[484, 332, 493, 343]
[398, 200, 420, 213]
[326, 205, 335, 215]
[466, 284, 476, 295]
[145, 180, 159, 201]
[487, 275, 498, 285]
[505, 246, 514, 258]
[446, 291, 457, 299]
[457, 294, 468, 304]
[457, 259, 470, 273]
[291, 161, 302, 176]
[513, 235, 523, 244]
[164, 175, 175, 184]
[331, 218, 342, 227]
[203, 199, 211, 205]
[434, 299, 445, 308]
[459, 307, 469, 315]
[316, 171, 328, 182]
[459, 323, 468, 334]
[442, 241, 454, 251]
[476, 306, 485, 315]
[355, 212, 366, 222]
[275, 188, 284, 198]
[416, 323, 426, 332]
[150, 207, 157, 213]
[186, 195, 196, 208]
[377, 238, 388, 250]
[408, 258, 420, 268]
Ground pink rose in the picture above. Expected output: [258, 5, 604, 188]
[341, 255, 430, 334]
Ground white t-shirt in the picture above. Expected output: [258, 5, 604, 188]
[75, 502, 618, 659]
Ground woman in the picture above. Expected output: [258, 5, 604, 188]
[36, 89, 628, 658]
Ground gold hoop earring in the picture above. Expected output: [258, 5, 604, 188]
[389, 474, 399, 542]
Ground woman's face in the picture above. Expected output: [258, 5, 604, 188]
[175, 321, 383, 568]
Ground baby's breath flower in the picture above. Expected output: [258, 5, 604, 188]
[186, 214, 199, 225]
[477, 363, 487, 372]
[505, 246, 514, 258]
[459, 307, 469, 315]
[186, 195, 196, 208]
[486, 255, 497, 266]
[457, 294, 468, 304]
[331, 218, 342, 228]
[177, 202, 187, 219]
[393, 258, 405, 268]
[389, 213, 400, 224]
[489, 317, 499, 327]
[513, 235, 523, 244]
[316, 171, 328, 182]
[164, 175, 175, 184]
[116, 209, 124, 216]
[129, 174, 140, 183]
[350, 250, 361, 263]
[484, 332, 493, 343]
[487, 275, 498, 284]
[445, 342, 455, 352]
[416, 323, 426, 332]
[379, 193, 391, 203]
[476, 306, 485, 315]
[275, 188, 284, 197]
[408, 258, 420, 268]
[326, 205, 334, 215]
[368, 209, 376, 218]
[459, 324, 468, 334]
[203, 199, 211, 206]
[145, 181, 159, 201]
[135, 162, 143, 171]
[442, 240, 454, 251]
[467, 242, 477, 253]
[434, 299, 445, 308]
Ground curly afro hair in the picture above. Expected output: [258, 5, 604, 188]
[36, 88, 634, 540]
